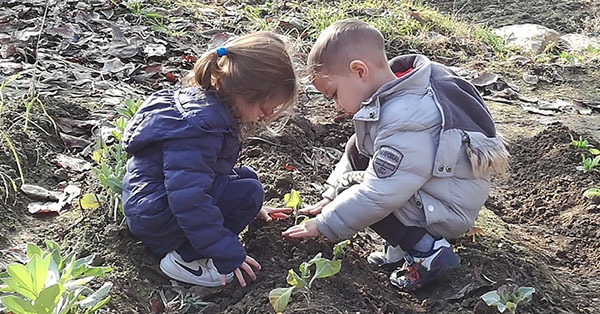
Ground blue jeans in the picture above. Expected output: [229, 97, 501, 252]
[176, 166, 263, 261]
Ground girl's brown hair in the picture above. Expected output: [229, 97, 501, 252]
[183, 31, 298, 130]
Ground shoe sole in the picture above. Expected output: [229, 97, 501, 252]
[160, 255, 233, 287]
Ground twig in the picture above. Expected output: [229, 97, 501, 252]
[29, 0, 52, 98]
[247, 136, 287, 147]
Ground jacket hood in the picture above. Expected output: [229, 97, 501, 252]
[386, 55, 497, 137]
[123, 88, 238, 154]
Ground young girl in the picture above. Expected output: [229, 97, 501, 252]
[122, 31, 298, 287]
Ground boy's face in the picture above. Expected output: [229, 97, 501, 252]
[312, 70, 374, 115]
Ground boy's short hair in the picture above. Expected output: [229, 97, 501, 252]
[308, 18, 387, 76]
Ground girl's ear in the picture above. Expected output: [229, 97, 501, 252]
[349, 60, 369, 80]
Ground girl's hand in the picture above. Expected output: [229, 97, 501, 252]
[282, 218, 322, 238]
[258, 206, 293, 222]
[299, 198, 331, 216]
[222, 255, 262, 287]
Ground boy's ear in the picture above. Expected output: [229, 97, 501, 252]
[349, 60, 368, 80]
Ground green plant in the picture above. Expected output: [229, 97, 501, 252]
[578, 153, 600, 172]
[570, 134, 590, 150]
[480, 284, 534, 313]
[283, 189, 308, 225]
[90, 98, 140, 221]
[0, 240, 112, 314]
[268, 240, 350, 313]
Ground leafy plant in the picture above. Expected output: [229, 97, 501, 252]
[283, 189, 308, 225]
[0, 240, 112, 314]
[269, 240, 350, 313]
[570, 134, 590, 150]
[90, 98, 140, 221]
[480, 284, 535, 313]
[583, 186, 600, 198]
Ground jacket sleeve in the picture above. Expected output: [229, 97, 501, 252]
[316, 128, 435, 240]
[322, 150, 353, 200]
[162, 134, 245, 274]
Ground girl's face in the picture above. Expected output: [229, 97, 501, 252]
[239, 98, 282, 123]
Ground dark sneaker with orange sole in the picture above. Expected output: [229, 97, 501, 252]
[389, 238, 460, 292]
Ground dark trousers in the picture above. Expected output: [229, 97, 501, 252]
[345, 134, 427, 251]
[176, 166, 263, 261]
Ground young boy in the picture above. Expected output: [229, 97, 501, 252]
[283, 18, 509, 291]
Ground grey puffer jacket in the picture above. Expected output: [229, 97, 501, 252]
[316, 55, 509, 240]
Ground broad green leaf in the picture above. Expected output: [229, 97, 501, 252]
[517, 286, 535, 299]
[6, 264, 36, 298]
[480, 291, 500, 306]
[496, 302, 507, 312]
[26, 255, 50, 295]
[64, 276, 94, 289]
[79, 194, 100, 210]
[79, 281, 112, 309]
[307, 252, 323, 264]
[312, 259, 341, 280]
[1, 295, 37, 314]
[286, 270, 306, 289]
[26, 243, 44, 258]
[46, 259, 60, 286]
[283, 190, 302, 210]
[33, 283, 63, 314]
[3, 277, 37, 300]
[589, 148, 600, 155]
[106, 177, 123, 194]
[86, 296, 111, 313]
[583, 187, 600, 197]
[268, 287, 294, 313]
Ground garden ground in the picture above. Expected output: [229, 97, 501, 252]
[1, 0, 599, 313]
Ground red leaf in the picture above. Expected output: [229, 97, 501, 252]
[164, 72, 178, 83]
[282, 165, 296, 171]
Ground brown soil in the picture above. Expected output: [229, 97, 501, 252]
[1, 1, 600, 314]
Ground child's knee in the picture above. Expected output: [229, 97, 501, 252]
[234, 166, 259, 180]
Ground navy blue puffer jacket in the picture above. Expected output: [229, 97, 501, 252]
[122, 87, 245, 274]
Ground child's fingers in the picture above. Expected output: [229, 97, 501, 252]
[234, 268, 247, 287]
[269, 212, 289, 219]
[244, 255, 261, 271]
[264, 206, 293, 213]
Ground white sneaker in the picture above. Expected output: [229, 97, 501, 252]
[367, 241, 406, 267]
[159, 251, 234, 287]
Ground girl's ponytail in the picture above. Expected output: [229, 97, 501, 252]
[184, 50, 222, 90]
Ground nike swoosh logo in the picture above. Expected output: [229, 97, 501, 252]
[175, 260, 204, 276]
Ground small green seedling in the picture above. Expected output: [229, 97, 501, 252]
[284, 189, 308, 225]
[269, 240, 350, 313]
[584, 186, 600, 198]
[480, 284, 535, 313]
[570, 134, 590, 150]
[576, 152, 600, 172]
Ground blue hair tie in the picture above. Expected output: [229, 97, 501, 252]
[216, 47, 227, 57]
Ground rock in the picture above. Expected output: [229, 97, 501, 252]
[558, 33, 600, 52]
[494, 24, 560, 54]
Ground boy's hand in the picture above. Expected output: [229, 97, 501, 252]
[223, 255, 262, 287]
[282, 218, 322, 238]
[258, 206, 293, 222]
[299, 198, 331, 216]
